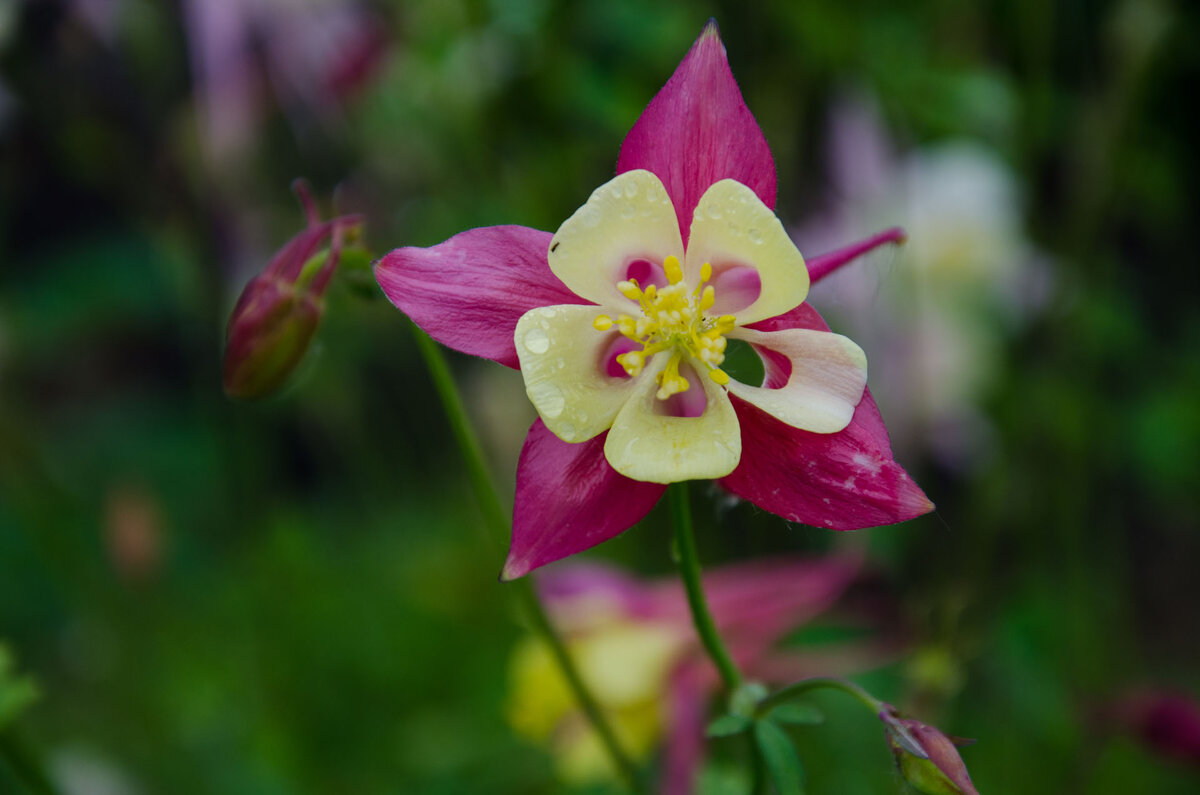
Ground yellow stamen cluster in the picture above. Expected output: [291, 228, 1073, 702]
[593, 255, 734, 400]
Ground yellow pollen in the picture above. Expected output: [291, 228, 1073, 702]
[601, 259, 734, 398]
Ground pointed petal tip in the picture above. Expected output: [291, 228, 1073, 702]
[700, 18, 722, 42]
[499, 554, 530, 582]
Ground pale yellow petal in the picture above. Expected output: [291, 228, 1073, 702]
[548, 170, 684, 309]
[727, 327, 867, 433]
[604, 357, 741, 482]
[685, 179, 809, 324]
[515, 304, 639, 442]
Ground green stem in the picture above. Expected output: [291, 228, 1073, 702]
[0, 730, 61, 795]
[411, 326, 643, 792]
[668, 482, 743, 691]
[758, 677, 885, 717]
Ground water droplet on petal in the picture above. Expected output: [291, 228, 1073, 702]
[621, 203, 636, 220]
[523, 327, 550, 354]
[529, 382, 564, 418]
[706, 205, 723, 220]
[624, 181, 639, 198]
[747, 228, 762, 245]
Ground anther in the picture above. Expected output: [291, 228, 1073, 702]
[664, 255, 683, 285]
[593, 314, 613, 331]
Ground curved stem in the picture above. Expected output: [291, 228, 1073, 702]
[411, 327, 643, 791]
[0, 730, 61, 795]
[759, 676, 885, 717]
[668, 482, 743, 691]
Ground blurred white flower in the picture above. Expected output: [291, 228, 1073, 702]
[799, 92, 1053, 469]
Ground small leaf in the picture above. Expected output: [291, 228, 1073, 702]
[755, 720, 806, 795]
[707, 713, 753, 737]
[768, 702, 825, 726]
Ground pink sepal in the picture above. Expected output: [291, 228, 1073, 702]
[502, 420, 666, 579]
[374, 226, 588, 368]
[722, 304, 934, 529]
[806, 226, 908, 285]
[617, 20, 776, 243]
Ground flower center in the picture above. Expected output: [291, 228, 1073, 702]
[592, 255, 734, 400]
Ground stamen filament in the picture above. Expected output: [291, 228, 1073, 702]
[600, 257, 737, 401]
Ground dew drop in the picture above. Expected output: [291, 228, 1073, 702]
[621, 203, 636, 220]
[523, 327, 550, 354]
[558, 420, 577, 438]
[747, 228, 763, 245]
[529, 382, 565, 418]
[624, 181, 639, 198]
[706, 205, 723, 220]
[728, 222, 740, 236]
[576, 410, 589, 424]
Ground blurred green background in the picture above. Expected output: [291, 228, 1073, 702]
[1, 0, 1198, 792]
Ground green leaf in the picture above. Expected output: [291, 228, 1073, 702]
[767, 702, 825, 726]
[754, 720, 806, 795]
[706, 713, 753, 738]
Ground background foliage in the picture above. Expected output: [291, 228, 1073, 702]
[1, 0, 1197, 792]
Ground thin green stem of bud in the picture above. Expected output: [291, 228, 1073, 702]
[759, 676, 887, 717]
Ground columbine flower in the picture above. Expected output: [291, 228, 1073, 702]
[376, 21, 932, 578]
[508, 555, 883, 794]
[223, 181, 360, 399]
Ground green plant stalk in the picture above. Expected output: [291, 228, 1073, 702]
[0, 730, 61, 795]
[411, 326, 643, 791]
[759, 677, 886, 717]
[668, 482, 743, 691]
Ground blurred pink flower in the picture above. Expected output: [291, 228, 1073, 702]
[508, 554, 895, 793]
[184, 0, 388, 162]
[1115, 690, 1200, 768]
[377, 22, 931, 580]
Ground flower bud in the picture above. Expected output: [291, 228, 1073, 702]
[223, 182, 361, 399]
[882, 708, 979, 795]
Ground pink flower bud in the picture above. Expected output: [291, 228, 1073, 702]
[223, 182, 360, 399]
[882, 708, 979, 795]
